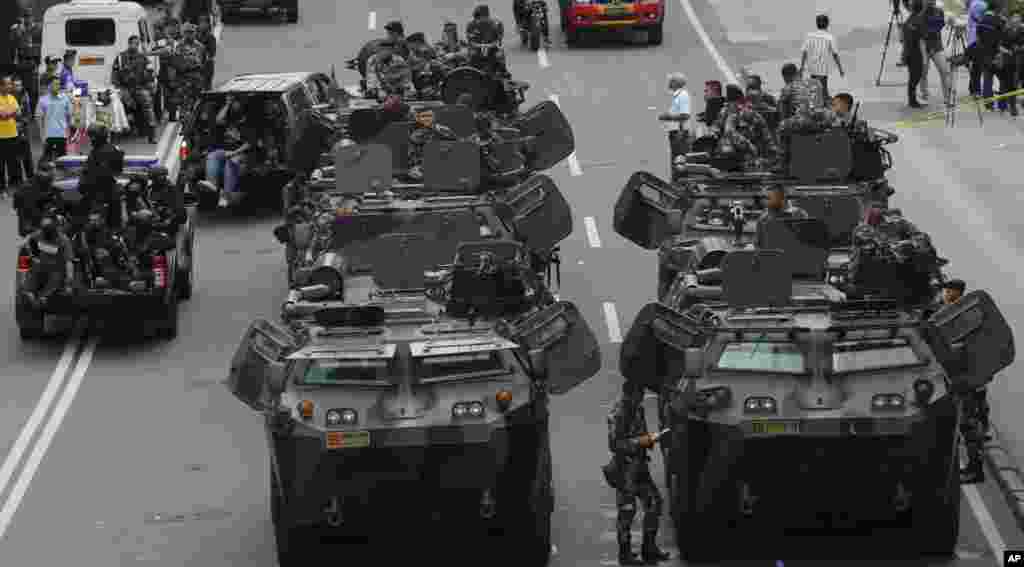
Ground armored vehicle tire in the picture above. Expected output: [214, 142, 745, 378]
[177, 237, 194, 301]
[16, 300, 45, 340]
[648, 23, 664, 46]
[500, 426, 553, 565]
[271, 467, 304, 566]
[155, 294, 179, 339]
[914, 456, 961, 555]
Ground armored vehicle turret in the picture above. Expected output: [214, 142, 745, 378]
[618, 223, 1016, 560]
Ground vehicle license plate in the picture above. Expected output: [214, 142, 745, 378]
[750, 421, 799, 435]
[325, 430, 370, 450]
[605, 5, 629, 17]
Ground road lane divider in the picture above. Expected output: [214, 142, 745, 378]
[602, 302, 622, 344]
[368, 11, 376, 30]
[0, 336, 98, 540]
[583, 216, 602, 248]
[0, 325, 83, 504]
[546, 94, 583, 176]
[983, 427, 1024, 531]
[680, 0, 1020, 555]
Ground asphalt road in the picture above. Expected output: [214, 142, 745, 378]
[1, 1, 1023, 565]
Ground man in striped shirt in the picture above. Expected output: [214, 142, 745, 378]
[800, 14, 845, 103]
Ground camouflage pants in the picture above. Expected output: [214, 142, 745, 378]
[959, 388, 990, 464]
[173, 72, 205, 120]
[615, 464, 663, 547]
[123, 87, 157, 132]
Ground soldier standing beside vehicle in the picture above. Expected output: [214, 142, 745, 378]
[112, 36, 158, 144]
[607, 380, 671, 566]
[659, 73, 691, 175]
[754, 185, 809, 248]
[932, 279, 992, 484]
[172, 23, 208, 122]
[154, 20, 181, 121]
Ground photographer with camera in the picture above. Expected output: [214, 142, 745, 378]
[903, 0, 928, 108]
[920, 0, 952, 104]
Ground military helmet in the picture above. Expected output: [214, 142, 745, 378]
[473, 5, 490, 18]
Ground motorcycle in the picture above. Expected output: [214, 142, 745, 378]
[518, 0, 550, 51]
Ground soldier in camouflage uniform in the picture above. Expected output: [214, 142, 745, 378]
[153, 20, 181, 121]
[715, 84, 778, 170]
[171, 23, 208, 123]
[112, 36, 158, 143]
[197, 16, 218, 91]
[407, 109, 458, 180]
[776, 63, 836, 168]
[368, 52, 416, 100]
[607, 380, 671, 566]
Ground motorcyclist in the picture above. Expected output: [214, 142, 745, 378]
[13, 161, 60, 236]
[513, 0, 551, 46]
[22, 212, 75, 307]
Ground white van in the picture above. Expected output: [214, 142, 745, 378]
[38, 0, 161, 93]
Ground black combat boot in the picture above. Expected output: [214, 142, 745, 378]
[618, 534, 644, 566]
[641, 531, 670, 563]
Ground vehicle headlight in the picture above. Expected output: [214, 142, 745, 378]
[871, 393, 905, 410]
[453, 401, 485, 419]
[326, 408, 357, 426]
[743, 396, 777, 414]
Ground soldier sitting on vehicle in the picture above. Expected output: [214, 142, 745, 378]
[368, 52, 416, 100]
[79, 125, 126, 230]
[407, 109, 459, 180]
[714, 84, 777, 171]
[754, 184, 809, 248]
[79, 209, 130, 289]
[776, 63, 839, 171]
[112, 35, 158, 143]
[148, 165, 186, 233]
[13, 161, 60, 236]
[22, 212, 75, 307]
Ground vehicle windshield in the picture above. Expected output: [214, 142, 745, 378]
[66, 19, 116, 46]
[715, 341, 806, 374]
[297, 358, 392, 385]
[414, 350, 511, 381]
[830, 338, 924, 374]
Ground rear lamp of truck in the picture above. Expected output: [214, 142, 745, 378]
[17, 255, 30, 272]
[152, 255, 168, 288]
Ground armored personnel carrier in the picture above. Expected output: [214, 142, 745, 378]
[227, 195, 600, 566]
[619, 219, 1015, 560]
[278, 102, 575, 283]
[614, 162, 895, 301]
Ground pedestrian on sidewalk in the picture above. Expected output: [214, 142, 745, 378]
[800, 14, 845, 104]
[903, 0, 927, 108]
[13, 77, 34, 180]
[658, 73, 691, 175]
[919, 0, 953, 104]
[976, 0, 1007, 110]
[0, 76, 24, 197]
[966, 0, 993, 98]
[36, 79, 72, 162]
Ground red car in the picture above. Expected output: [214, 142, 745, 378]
[558, 0, 664, 45]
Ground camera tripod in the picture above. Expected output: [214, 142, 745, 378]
[945, 24, 984, 127]
[876, 7, 905, 86]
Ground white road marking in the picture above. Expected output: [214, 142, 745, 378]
[962, 484, 1007, 560]
[681, 0, 1013, 560]
[677, 0, 739, 85]
[0, 337, 99, 539]
[546, 94, 583, 176]
[538, 48, 550, 68]
[583, 216, 602, 248]
[368, 11, 376, 30]
[0, 331, 81, 501]
[603, 302, 623, 344]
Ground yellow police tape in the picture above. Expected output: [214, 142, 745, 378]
[893, 88, 1024, 127]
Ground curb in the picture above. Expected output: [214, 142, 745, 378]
[984, 425, 1024, 532]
